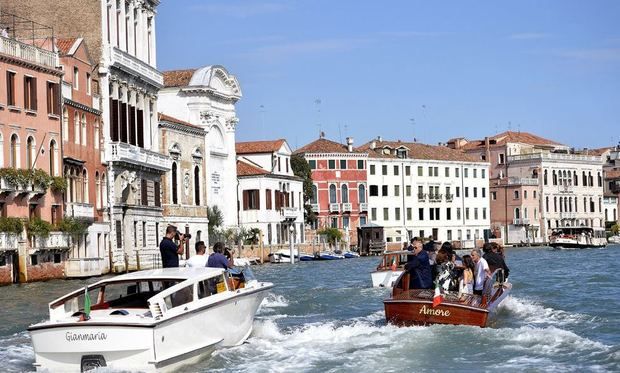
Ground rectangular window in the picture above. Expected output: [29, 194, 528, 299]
[481, 169, 486, 179]
[483, 207, 487, 220]
[395, 208, 401, 221]
[473, 169, 478, 178]
[407, 208, 412, 221]
[382, 185, 388, 196]
[115, 220, 123, 248]
[419, 230, 425, 239]
[328, 160, 336, 169]
[7, 71, 16, 106]
[357, 159, 364, 169]
[455, 168, 460, 178]
[370, 164, 375, 175]
[457, 208, 461, 220]
[141, 179, 148, 206]
[371, 208, 377, 221]
[474, 208, 479, 220]
[405, 166, 411, 176]
[491, 191, 496, 200]
[142, 222, 146, 247]
[447, 230, 452, 241]
[73, 67, 79, 89]
[435, 207, 440, 220]
[464, 168, 469, 178]
[266, 189, 272, 209]
[309, 160, 316, 169]
[48, 84, 60, 115]
[482, 188, 486, 198]
[445, 167, 450, 177]
[418, 166, 423, 176]
[456, 187, 460, 198]
[340, 159, 347, 169]
[24, 76, 37, 111]
[430, 208, 435, 221]
[465, 208, 470, 220]
[473, 187, 477, 198]
[394, 185, 400, 197]
[428, 166, 433, 177]
[154, 182, 161, 207]
[86, 73, 91, 95]
[434, 167, 438, 177]
[418, 208, 424, 221]
[382, 165, 388, 175]
[243, 190, 260, 210]
[394, 165, 399, 175]
[465, 187, 469, 198]
[446, 207, 452, 220]
[369, 185, 379, 196]
[499, 154, 505, 164]
[418, 185, 424, 199]
[406, 185, 411, 196]
[383, 208, 389, 221]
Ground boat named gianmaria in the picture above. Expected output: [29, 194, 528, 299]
[28, 267, 273, 372]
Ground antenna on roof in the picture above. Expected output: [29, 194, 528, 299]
[508, 121, 512, 131]
[410, 118, 416, 142]
[338, 123, 343, 144]
[259, 104, 265, 136]
[314, 98, 322, 138]
[517, 123, 521, 134]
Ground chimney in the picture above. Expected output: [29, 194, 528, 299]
[346, 137, 354, 152]
[484, 137, 491, 162]
[370, 140, 376, 150]
[377, 135, 382, 143]
[320, 131, 325, 139]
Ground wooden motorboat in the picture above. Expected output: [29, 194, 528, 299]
[28, 267, 273, 372]
[549, 226, 607, 248]
[370, 250, 410, 288]
[384, 269, 511, 327]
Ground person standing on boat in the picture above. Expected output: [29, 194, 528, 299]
[471, 248, 491, 295]
[405, 237, 432, 289]
[186, 241, 208, 267]
[207, 242, 234, 269]
[459, 254, 475, 296]
[484, 243, 510, 279]
[160, 225, 187, 268]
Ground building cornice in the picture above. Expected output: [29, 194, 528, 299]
[63, 98, 102, 115]
[0, 53, 62, 77]
[159, 120, 206, 137]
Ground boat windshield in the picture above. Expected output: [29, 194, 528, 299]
[240, 265, 256, 282]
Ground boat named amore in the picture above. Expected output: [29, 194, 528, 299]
[28, 267, 273, 372]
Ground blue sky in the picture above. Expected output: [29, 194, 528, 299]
[157, 0, 620, 150]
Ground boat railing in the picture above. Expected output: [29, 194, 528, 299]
[481, 268, 505, 307]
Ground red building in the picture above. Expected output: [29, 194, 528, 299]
[57, 37, 110, 277]
[294, 136, 368, 245]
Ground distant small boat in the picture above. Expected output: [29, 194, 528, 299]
[318, 252, 345, 260]
[608, 235, 620, 244]
[299, 253, 315, 261]
[268, 249, 299, 263]
[370, 250, 410, 288]
[549, 226, 607, 249]
[344, 251, 360, 259]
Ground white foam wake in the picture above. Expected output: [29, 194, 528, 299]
[498, 296, 593, 327]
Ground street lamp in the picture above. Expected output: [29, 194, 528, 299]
[289, 224, 295, 264]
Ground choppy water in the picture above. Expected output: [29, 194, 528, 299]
[1, 246, 619, 372]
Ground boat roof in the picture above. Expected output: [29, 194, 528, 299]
[94, 267, 225, 285]
[383, 250, 411, 255]
[554, 226, 603, 231]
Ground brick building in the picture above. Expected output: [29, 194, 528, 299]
[0, 13, 67, 283]
[57, 37, 110, 277]
[294, 135, 368, 246]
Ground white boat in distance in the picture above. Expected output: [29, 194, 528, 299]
[371, 250, 410, 288]
[549, 226, 607, 248]
[269, 249, 299, 263]
[28, 267, 273, 372]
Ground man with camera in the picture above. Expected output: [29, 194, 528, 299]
[159, 225, 191, 268]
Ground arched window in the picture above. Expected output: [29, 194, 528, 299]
[523, 207, 528, 219]
[559, 197, 563, 212]
[81, 114, 87, 146]
[553, 197, 557, 212]
[10, 134, 19, 168]
[171, 162, 178, 204]
[82, 169, 89, 203]
[49, 140, 57, 176]
[94, 120, 100, 149]
[329, 184, 337, 204]
[194, 166, 200, 206]
[597, 172, 602, 187]
[311, 185, 318, 204]
[64, 166, 71, 202]
[62, 107, 69, 141]
[582, 171, 587, 186]
[543, 169, 548, 185]
[26, 136, 35, 169]
[583, 197, 587, 212]
[574, 196, 578, 212]
[341, 184, 349, 203]
[573, 171, 578, 186]
[514, 207, 520, 219]
[569, 197, 573, 212]
[74, 112, 80, 144]
[588, 172, 593, 187]
[95, 171, 101, 209]
[599, 198, 602, 213]
[552, 170, 557, 185]
[545, 196, 549, 212]
[101, 173, 107, 209]
[358, 184, 366, 204]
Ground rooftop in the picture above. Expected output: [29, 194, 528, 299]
[158, 112, 202, 129]
[294, 137, 364, 155]
[357, 139, 481, 162]
[56, 37, 78, 55]
[461, 131, 563, 150]
[236, 139, 286, 154]
[237, 160, 270, 177]
[163, 69, 196, 87]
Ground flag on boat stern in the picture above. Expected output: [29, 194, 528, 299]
[432, 283, 443, 308]
[390, 257, 397, 271]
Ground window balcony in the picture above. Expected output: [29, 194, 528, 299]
[108, 46, 163, 88]
[342, 202, 352, 212]
[513, 218, 530, 225]
[429, 194, 443, 202]
[107, 142, 171, 172]
[0, 34, 58, 68]
[329, 203, 340, 213]
[281, 207, 299, 220]
[31, 232, 70, 249]
[560, 212, 577, 219]
[65, 257, 105, 278]
[0, 233, 19, 251]
[359, 202, 368, 211]
[65, 202, 95, 220]
[507, 177, 539, 186]
[310, 203, 319, 212]
[445, 194, 454, 202]
[418, 193, 427, 202]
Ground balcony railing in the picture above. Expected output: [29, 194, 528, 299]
[508, 153, 602, 164]
[507, 177, 539, 186]
[0, 34, 58, 68]
[418, 193, 427, 202]
[513, 218, 530, 225]
[445, 194, 454, 202]
[310, 203, 319, 212]
[109, 46, 163, 87]
[329, 203, 340, 213]
[560, 212, 577, 219]
[429, 194, 443, 202]
[107, 142, 171, 172]
[281, 207, 299, 220]
[359, 202, 368, 211]
[0, 233, 19, 251]
[65, 202, 95, 220]
[342, 202, 352, 212]
[31, 232, 70, 249]
[65, 258, 105, 278]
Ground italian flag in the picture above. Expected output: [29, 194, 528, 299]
[83, 287, 91, 319]
[432, 283, 443, 308]
[390, 257, 397, 271]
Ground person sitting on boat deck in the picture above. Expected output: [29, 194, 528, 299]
[434, 248, 458, 291]
[459, 254, 475, 296]
[483, 243, 510, 279]
[404, 237, 433, 289]
[159, 225, 187, 268]
[186, 241, 208, 267]
[207, 242, 234, 269]
[471, 248, 491, 296]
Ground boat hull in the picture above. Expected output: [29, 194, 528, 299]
[299, 255, 315, 261]
[384, 298, 489, 327]
[371, 270, 403, 288]
[550, 241, 607, 249]
[29, 286, 271, 372]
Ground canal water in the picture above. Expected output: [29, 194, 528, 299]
[1, 246, 619, 372]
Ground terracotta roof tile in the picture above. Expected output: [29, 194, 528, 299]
[357, 140, 482, 162]
[236, 139, 286, 154]
[158, 113, 202, 129]
[56, 37, 77, 55]
[586, 147, 613, 156]
[605, 170, 620, 179]
[294, 137, 364, 154]
[237, 161, 269, 176]
[459, 131, 563, 151]
[163, 69, 196, 87]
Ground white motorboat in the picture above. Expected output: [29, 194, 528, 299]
[608, 235, 620, 244]
[549, 226, 607, 248]
[370, 250, 410, 288]
[28, 267, 273, 372]
[268, 249, 298, 263]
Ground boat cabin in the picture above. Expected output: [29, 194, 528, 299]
[550, 226, 606, 239]
[357, 223, 385, 256]
[376, 250, 410, 271]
